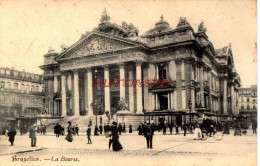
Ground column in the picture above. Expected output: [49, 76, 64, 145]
[61, 73, 67, 116]
[171, 92, 175, 109]
[136, 61, 143, 114]
[73, 70, 79, 116]
[168, 93, 171, 109]
[87, 68, 93, 116]
[84, 71, 88, 113]
[119, 63, 126, 100]
[181, 61, 186, 109]
[191, 64, 195, 109]
[54, 76, 58, 93]
[199, 62, 205, 107]
[128, 66, 134, 112]
[148, 63, 155, 111]
[104, 65, 111, 113]
[231, 83, 235, 114]
[169, 60, 176, 81]
[223, 78, 227, 114]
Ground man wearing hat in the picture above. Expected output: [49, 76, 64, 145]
[143, 122, 154, 149]
[29, 124, 37, 147]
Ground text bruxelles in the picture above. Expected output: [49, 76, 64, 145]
[92, 79, 171, 88]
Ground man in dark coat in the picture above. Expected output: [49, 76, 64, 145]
[7, 126, 17, 146]
[129, 124, 132, 133]
[169, 123, 173, 134]
[162, 123, 167, 135]
[54, 123, 60, 137]
[43, 125, 46, 135]
[252, 121, 257, 134]
[99, 125, 103, 135]
[87, 125, 92, 144]
[75, 125, 79, 136]
[137, 124, 142, 135]
[118, 123, 122, 135]
[143, 123, 154, 149]
[183, 122, 187, 136]
[122, 123, 126, 133]
[29, 125, 37, 147]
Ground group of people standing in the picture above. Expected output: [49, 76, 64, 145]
[54, 123, 66, 137]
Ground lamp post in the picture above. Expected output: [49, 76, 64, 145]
[188, 101, 192, 132]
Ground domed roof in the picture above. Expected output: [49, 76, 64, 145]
[142, 15, 173, 37]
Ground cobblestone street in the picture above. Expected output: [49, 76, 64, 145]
[0, 129, 257, 166]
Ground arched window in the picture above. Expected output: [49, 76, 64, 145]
[247, 105, 250, 109]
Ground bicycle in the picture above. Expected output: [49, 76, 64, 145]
[200, 128, 224, 141]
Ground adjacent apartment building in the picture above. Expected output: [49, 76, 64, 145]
[0, 67, 45, 131]
[238, 85, 257, 124]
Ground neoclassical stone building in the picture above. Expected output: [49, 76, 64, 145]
[40, 10, 240, 126]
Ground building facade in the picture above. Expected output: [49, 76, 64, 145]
[238, 85, 257, 124]
[40, 10, 241, 127]
[0, 67, 45, 131]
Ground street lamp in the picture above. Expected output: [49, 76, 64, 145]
[188, 101, 192, 132]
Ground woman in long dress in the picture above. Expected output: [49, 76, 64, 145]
[111, 122, 123, 151]
[65, 121, 73, 142]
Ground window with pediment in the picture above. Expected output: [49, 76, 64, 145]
[36, 86, 39, 92]
[14, 83, 18, 90]
[31, 85, 34, 92]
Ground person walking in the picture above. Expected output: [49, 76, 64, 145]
[87, 125, 92, 144]
[110, 122, 123, 151]
[122, 123, 126, 133]
[169, 123, 173, 134]
[99, 125, 103, 135]
[65, 121, 73, 142]
[72, 126, 76, 136]
[75, 125, 79, 136]
[193, 122, 202, 140]
[183, 122, 187, 136]
[118, 123, 122, 135]
[175, 124, 179, 135]
[29, 125, 37, 147]
[54, 123, 61, 137]
[7, 126, 16, 146]
[43, 125, 46, 135]
[252, 121, 257, 134]
[143, 123, 154, 149]
[129, 124, 132, 133]
[137, 124, 142, 135]
[162, 123, 166, 135]
[40, 124, 43, 135]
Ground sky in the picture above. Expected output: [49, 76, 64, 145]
[0, 0, 257, 87]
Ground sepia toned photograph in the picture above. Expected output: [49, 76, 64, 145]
[0, 0, 257, 165]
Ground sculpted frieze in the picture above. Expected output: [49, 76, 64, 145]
[64, 36, 132, 59]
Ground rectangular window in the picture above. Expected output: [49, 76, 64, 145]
[0, 81, 5, 88]
[6, 82, 11, 89]
[158, 64, 167, 80]
[14, 83, 18, 90]
[21, 84, 25, 91]
[31, 85, 34, 92]
[36, 86, 39, 92]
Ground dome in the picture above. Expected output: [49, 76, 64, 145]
[142, 15, 173, 37]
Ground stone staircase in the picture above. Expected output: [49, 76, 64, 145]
[43, 114, 110, 133]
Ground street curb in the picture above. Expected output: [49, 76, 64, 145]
[0, 148, 44, 156]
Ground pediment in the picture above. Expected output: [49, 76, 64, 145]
[56, 32, 141, 61]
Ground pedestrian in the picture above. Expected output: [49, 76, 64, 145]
[137, 124, 142, 135]
[162, 123, 166, 135]
[40, 124, 43, 135]
[54, 123, 60, 137]
[175, 124, 179, 135]
[110, 122, 123, 151]
[89, 119, 92, 127]
[99, 125, 103, 135]
[29, 124, 37, 147]
[223, 121, 230, 134]
[129, 124, 132, 133]
[65, 121, 73, 142]
[234, 121, 242, 136]
[193, 122, 202, 140]
[7, 126, 16, 146]
[94, 125, 99, 135]
[143, 123, 154, 149]
[252, 121, 257, 134]
[169, 123, 173, 134]
[183, 122, 187, 136]
[118, 123, 122, 135]
[87, 125, 92, 144]
[122, 123, 126, 133]
[72, 126, 76, 136]
[75, 125, 79, 136]
[43, 125, 46, 135]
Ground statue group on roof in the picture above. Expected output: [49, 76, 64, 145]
[177, 17, 190, 27]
